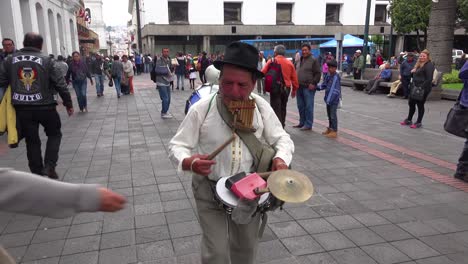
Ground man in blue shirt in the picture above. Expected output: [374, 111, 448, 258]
[455, 61, 468, 181]
[400, 53, 416, 98]
[366, 62, 392, 94]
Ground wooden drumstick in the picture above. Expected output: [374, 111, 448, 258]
[254, 187, 270, 195]
[258, 171, 272, 179]
[207, 134, 236, 160]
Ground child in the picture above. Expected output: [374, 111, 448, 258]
[318, 60, 341, 138]
[189, 64, 197, 90]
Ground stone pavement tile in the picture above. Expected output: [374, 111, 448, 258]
[114, 187, 133, 197]
[133, 193, 161, 205]
[22, 240, 65, 262]
[108, 180, 133, 189]
[332, 182, 360, 192]
[377, 210, 417, 224]
[165, 209, 197, 224]
[72, 212, 104, 225]
[312, 231, 356, 251]
[168, 221, 202, 238]
[361, 243, 411, 264]
[370, 224, 414, 242]
[3, 218, 41, 234]
[361, 200, 396, 211]
[102, 216, 134, 233]
[329, 247, 378, 264]
[281, 235, 325, 255]
[420, 234, 468, 254]
[61, 235, 101, 255]
[98, 245, 137, 264]
[32, 226, 69, 244]
[172, 235, 201, 256]
[136, 240, 174, 261]
[159, 190, 187, 202]
[269, 221, 308, 238]
[176, 253, 201, 264]
[157, 176, 183, 184]
[311, 205, 346, 217]
[22, 257, 60, 264]
[256, 240, 291, 263]
[306, 195, 334, 207]
[325, 215, 364, 230]
[415, 256, 457, 264]
[58, 251, 98, 264]
[259, 226, 278, 242]
[352, 212, 391, 227]
[397, 221, 441, 237]
[0, 230, 34, 248]
[135, 213, 166, 229]
[136, 226, 171, 244]
[135, 202, 163, 215]
[447, 251, 468, 264]
[68, 221, 102, 238]
[296, 252, 338, 264]
[100, 230, 135, 249]
[315, 185, 340, 194]
[284, 207, 320, 220]
[298, 218, 337, 234]
[162, 199, 192, 212]
[344, 190, 379, 201]
[342, 227, 386, 246]
[423, 218, 464, 233]
[5, 245, 27, 263]
[391, 239, 441, 259]
[133, 178, 157, 187]
[133, 185, 159, 196]
[158, 182, 184, 192]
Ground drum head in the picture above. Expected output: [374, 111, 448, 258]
[216, 176, 269, 208]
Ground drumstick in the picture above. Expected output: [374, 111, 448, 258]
[207, 134, 236, 160]
[258, 171, 272, 179]
[254, 187, 270, 195]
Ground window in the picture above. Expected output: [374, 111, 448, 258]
[374, 5, 387, 23]
[276, 3, 293, 24]
[168, 1, 188, 24]
[325, 4, 341, 24]
[224, 2, 242, 24]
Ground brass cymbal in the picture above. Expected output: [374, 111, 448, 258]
[267, 170, 314, 203]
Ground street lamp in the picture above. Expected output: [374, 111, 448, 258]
[387, 4, 393, 59]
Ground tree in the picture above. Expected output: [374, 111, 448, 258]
[457, 0, 468, 29]
[426, 0, 458, 74]
[389, 0, 432, 50]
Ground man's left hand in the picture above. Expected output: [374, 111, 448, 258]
[308, 84, 316, 90]
[272, 158, 288, 171]
[291, 90, 296, 98]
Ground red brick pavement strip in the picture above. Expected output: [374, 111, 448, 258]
[287, 110, 457, 171]
[285, 115, 468, 192]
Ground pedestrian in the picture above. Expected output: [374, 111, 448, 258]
[400, 49, 435, 129]
[55, 55, 69, 79]
[168, 41, 294, 264]
[189, 62, 197, 90]
[122, 55, 134, 94]
[135, 53, 143, 75]
[66, 51, 93, 112]
[399, 52, 416, 99]
[175, 51, 186, 90]
[454, 61, 468, 181]
[91, 53, 106, 97]
[261, 44, 299, 128]
[154, 47, 173, 119]
[318, 60, 341, 138]
[256, 51, 266, 95]
[353, 50, 365, 80]
[144, 53, 153, 73]
[198, 51, 211, 83]
[294, 43, 321, 131]
[0, 38, 16, 62]
[110, 55, 123, 98]
[365, 62, 392, 94]
[0, 32, 74, 178]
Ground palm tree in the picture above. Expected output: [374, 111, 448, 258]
[426, 0, 458, 74]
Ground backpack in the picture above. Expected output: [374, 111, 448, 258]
[264, 59, 284, 93]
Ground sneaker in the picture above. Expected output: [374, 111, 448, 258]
[326, 130, 338, 138]
[322, 128, 331, 135]
[410, 123, 422, 129]
[400, 119, 412, 126]
[161, 113, 173, 119]
[43, 166, 59, 180]
[387, 93, 395, 98]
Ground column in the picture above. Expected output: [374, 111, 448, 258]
[203, 36, 210, 53]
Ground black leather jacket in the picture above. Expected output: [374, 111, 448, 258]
[0, 47, 72, 109]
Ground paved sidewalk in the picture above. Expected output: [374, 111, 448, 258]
[1, 74, 468, 264]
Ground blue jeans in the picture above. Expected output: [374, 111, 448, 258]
[95, 74, 104, 95]
[176, 74, 185, 89]
[296, 85, 316, 128]
[326, 104, 338, 131]
[113, 76, 121, 96]
[72, 79, 87, 110]
[157, 85, 171, 114]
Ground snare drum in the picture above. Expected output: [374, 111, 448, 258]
[215, 176, 271, 214]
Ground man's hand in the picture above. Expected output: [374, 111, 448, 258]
[291, 90, 296, 99]
[98, 188, 127, 212]
[271, 157, 288, 171]
[182, 154, 216, 176]
[66, 107, 74, 116]
[308, 84, 316, 91]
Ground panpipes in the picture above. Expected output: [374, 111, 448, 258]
[228, 99, 256, 132]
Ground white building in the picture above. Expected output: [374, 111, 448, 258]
[84, 0, 107, 51]
[129, 0, 396, 56]
[0, 0, 81, 56]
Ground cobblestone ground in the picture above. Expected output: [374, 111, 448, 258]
[1, 74, 468, 264]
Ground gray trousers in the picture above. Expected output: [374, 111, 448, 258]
[192, 174, 261, 264]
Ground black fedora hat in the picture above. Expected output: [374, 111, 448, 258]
[213, 41, 264, 78]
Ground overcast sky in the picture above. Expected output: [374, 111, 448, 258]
[102, 0, 131, 26]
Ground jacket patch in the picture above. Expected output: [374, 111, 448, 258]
[18, 67, 37, 91]
[13, 55, 43, 65]
[12, 92, 43, 102]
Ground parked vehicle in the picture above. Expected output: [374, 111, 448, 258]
[453, 49, 464, 63]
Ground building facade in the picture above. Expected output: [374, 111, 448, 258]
[0, 0, 81, 56]
[84, 0, 107, 51]
[130, 0, 395, 56]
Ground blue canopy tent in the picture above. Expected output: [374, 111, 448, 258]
[319, 34, 373, 48]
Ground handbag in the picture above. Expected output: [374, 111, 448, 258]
[154, 65, 169, 75]
[409, 79, 425, 101]
[108, 78, 113, 87]
[444, 92, 468, 138]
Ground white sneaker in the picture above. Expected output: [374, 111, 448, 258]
[161, 113, 173, 119]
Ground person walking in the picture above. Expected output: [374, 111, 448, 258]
[122, 55, 134, 94]
[0, 33, 74, 178]
[256, 51, 266, 95]
[294, 43, 321, 131]
[66, 51, 93, 112]
[154, 48, 173, 119]
[175, 51, 186, 90]
[198, 51, 211, 83]
[91, 53, 106, 97]
[55, 55, 69, 79]
[262, 45, 299, 128]
[400, 49, 435, 128]
[454, 61, 468, 181]
[0, 38, 16, 62]
[400, 52, 417, 99]
[110, 55, 123, 98]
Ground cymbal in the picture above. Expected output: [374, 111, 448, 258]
[267, 170, 314, 203]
